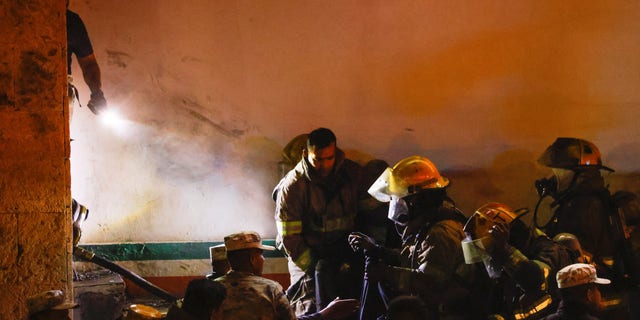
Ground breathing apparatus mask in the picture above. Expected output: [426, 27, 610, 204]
[534, 176, 557, 198]
[388, 195, 410, 226]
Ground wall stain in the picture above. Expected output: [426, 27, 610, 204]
[106, 50, 131, 68]
[0, 92, 14, 106]
[0, 67, 13, 107]
[182, 100, 245, 138]
[18, 50, 55, 95]
[29, 112, 56, 134]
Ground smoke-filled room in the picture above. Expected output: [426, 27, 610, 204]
[2, 1, 639, 319]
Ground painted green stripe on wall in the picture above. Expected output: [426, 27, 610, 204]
[76, 240, 285, 261]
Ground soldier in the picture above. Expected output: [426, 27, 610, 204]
[215, 231, 359, 320]
[206, 244, 231, 280]
[545, 263, 611, 320]
[274, 128, 364, 316]
[349, 155, 488, 319]
[215, 231, 295, 319]
[165, 278, 227, 320]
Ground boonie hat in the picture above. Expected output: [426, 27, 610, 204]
[224, 231, 275, 252]
[210, 244, 227, 261]
[556, 263, 610, 289]
[27, 290, 78, 315]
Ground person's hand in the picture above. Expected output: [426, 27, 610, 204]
[488, 221, 510, 256]
[348, 232, 376, 252]
[318, 297, 359, 320]
[87, 90, 107, 115]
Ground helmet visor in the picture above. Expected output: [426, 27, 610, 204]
[461, 236, 490, 264]
[368, 167, 409, 202]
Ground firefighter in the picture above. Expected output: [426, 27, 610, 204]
[349, 155, 489, 319]
[462, 202, 573, 319]
[535, 137, 638, 319]
[274, 128, 364, 316]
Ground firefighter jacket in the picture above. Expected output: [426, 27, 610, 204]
[545, 169, 640, 290]
[546, 170, 621, 266]
[274, 148, 362, 271]
[500, 230, 573, 320]
[545, 170, 638, 317]
[374, 206, 488, 317]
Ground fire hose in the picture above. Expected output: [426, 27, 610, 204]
[73, 246, 177, 303]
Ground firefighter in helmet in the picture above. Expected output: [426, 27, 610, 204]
[535, 137, 638, 319]
[349, 155, 488, 319]
[462, 202, 573, 319]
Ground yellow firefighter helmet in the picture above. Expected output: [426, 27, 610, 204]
[368, 155, 449, 202]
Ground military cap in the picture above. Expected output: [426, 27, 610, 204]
[224, 231, 275, 252]
[556, 263, 610, 289]
[209, 244, 227, 261]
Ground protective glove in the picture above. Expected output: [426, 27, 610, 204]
[488, 221, 511, 260]
[87, 90, 107, 115]
[348, 232, 376, 252]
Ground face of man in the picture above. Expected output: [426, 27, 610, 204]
[587, 285, 604, 311]
[250, 249, 265, 276]
[463, 212, 493, 242]
[307, 142, 336, 177]
[552, 168, 575, 193]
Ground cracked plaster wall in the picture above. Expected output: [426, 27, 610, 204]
[67, 0, 640, 244]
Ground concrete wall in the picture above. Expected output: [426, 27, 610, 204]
[0, 0, 71, 318]
[68, 0, 640, 246]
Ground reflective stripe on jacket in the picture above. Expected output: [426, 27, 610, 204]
[274, 148, 362, 271]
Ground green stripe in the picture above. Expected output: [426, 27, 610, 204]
[76, 240, 285, 261]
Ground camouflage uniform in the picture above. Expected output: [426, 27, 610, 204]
[274, 147, 363, 315]
[215, 270, 296, 320]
